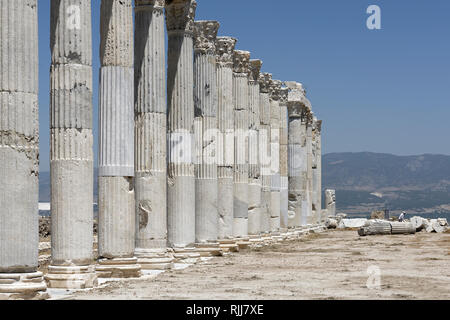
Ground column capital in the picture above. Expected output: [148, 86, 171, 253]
[280, 87, 289, 105]
[215, 36, 237, 68]
[249, 59, 262, 83]
[285, 81, 312, 119]
[135, 0, 165, 10]
[269, 79, 282, 101]
[258, 72, 272, 93]
[193, 20, 220, 54]
[233, 50, 251, 74]
[315, 119, 322, 133]
[165, 0, 197, 34]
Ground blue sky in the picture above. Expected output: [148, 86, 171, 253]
[36, 0, 450, 172]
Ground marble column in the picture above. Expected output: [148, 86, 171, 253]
[166, 0, 197, 248]
[0, 0, 48, 300]
[325, 189, 336, 217]
[248, 60, 262, 236]
[134, 0, 173, 270]
[285, 82, 311, 229]
[269, 79, 282, 232]
[316, 120, 323, 222]
[216, 37, 237, 240]
[312, 117, 323, 224]
[46, 0, 98, 289]
[279, 87, 289, 230]
[232, 50, 251, 237]
[306, 111, 314, 225]
[96, 0, 140, 278]
[193, 20, 221, 253]
[258, 72, 272, 234]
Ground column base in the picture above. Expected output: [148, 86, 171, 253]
[135, 248, 174, 271]
[194, 243, 223, 257]
[247, 235, 265, 247]
[233, 237, 251, 250]
[218, 239, 239, 253]
[172, 247, 201, 264]
[45, 265, 98, 289]
[96, 258, 142, 278]
[0, 272, 49, 300]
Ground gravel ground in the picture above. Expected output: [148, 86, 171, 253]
[69, 230, 450, 300]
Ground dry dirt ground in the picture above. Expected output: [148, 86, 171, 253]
[70, 230, 450, 300]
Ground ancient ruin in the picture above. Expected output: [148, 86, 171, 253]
[0, 0, 325, 299]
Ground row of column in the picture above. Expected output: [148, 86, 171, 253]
[0, 0, 324, 298]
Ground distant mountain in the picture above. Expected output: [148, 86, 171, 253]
[323, 152, 450, 216]
[39, 152, 450, 217]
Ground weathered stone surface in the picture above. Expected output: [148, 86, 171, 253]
[279, 87, 289, 228]
[216, 36, 237, 239]
[166, 0, 197, 247]
[259, 73, 272, 233]
[97, 2, 137, 273]
[410, 216, 426, 231]
[193, 20, 219, 243]
[232, 50, 251, 237]
[248, 59, 262, 235]
[325, 189, 336, 217]
[45, 266, 98, 290]
[338, 219, 367, 229]
[0, 272, 48, 300]
[312, 117, 322, 223]
[96, 258, 142, 278]
[269, 79, 282, 232]
[48, 0, 97, 289]
[0, 0, 40, 278]
[285, 81, 311, 228]
[390, 222, 416, 235]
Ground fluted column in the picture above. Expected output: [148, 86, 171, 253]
[96, 0, 140, 278]
[279, 87, 289, 230]
[306, 112, 314, 225]
[193, 20, 220, 244]
[248, 60, 262, 235]
[46, 0, 97, 289]
[325, 189, 336, 217]
[269, 79, 282, 232]
[166, 0, 197, 248]
[232, 50, 251, 237]
[312, 117, 323, 224]
[0, 0, 48, 299]
[258, 73, 272, 234]
[134, 0, 173, 270]
[216, 37, 237, 239]
[316, 120, 323, 222]
[285, 82, 310, 229]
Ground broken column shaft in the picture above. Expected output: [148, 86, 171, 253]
[97, 0, 140, 278]
[0, 0, 48, 300]
[46, 0, 97, 289]
[232, 50, 251, 237]
[285, 82, 310, 229]
[216, 37, 237, 239]
[166, 0, 197, 248]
